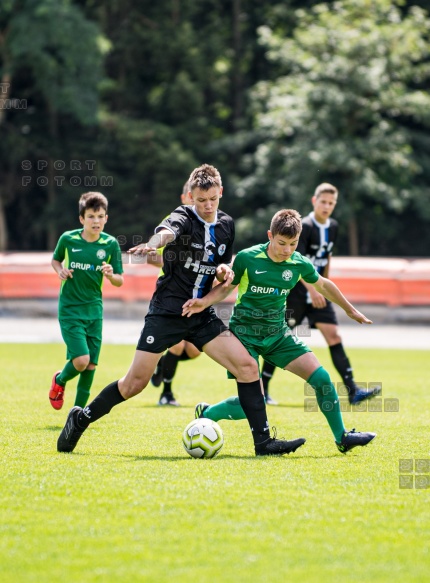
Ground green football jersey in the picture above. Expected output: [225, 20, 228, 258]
[230, 243, 319, 335]
[53, 229, 123, 320]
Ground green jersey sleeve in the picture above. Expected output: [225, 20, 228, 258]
[300, 254, 319, 284]
[231, 251, 247, 287]
[107, 238, 124, 274]
[53, 233, 67, 262]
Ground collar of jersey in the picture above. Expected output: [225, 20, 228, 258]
[192, 206, 218, 226]
[309, 211, 330, 228]
[73, 229, 105, 244]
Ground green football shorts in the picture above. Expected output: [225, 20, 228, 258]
[59, 318, 103, 363]
[227, 323, 311, 378]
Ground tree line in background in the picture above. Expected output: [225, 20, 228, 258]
[1, 0, 430, 256]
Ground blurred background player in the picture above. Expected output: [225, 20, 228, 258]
[150, 181, 201, 406]
[49, 192, 124, 410]
[261, 183, 380, 406]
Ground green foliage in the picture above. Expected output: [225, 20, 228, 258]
[1, 0, 430, 255]
[0, 343, 429, 582]
[241, 0, 430, 253]
[5, 0, 106, 124]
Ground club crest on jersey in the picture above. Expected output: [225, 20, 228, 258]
[282, 270, 293, 281]
[97, 249, 107, 260]
[204, 241, 216, 256]
[218, 244, 226, 256]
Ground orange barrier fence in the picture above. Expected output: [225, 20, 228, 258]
[0, 253, 429, 306]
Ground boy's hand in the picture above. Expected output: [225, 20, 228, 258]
[309, 288, 326, 308]
[182, 298, 207, 317]
[346, 308, 373, 324]
[57, 268, 74, 280]
[216, 264, 234, 287]
[101, 261, 114, 279]
[127, 243, 158, 256]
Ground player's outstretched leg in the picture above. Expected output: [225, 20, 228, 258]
[335, 429, 376, 454]
[57, 380, 125, 453]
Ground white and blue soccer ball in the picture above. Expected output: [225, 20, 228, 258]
[182, 418, 224, 459]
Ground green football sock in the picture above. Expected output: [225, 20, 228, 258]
[57, 360, 80, 386]
[203, 396, 247, 422]
[307, 366, 345, 442]
[75, 368, 96, 408]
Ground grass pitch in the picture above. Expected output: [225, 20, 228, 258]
[0, 343, 429, 582]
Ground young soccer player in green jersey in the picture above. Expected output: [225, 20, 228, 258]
[184, 209, 377, 454]
[49, 192, 124, 411]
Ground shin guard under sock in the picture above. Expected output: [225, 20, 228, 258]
[237, 380, 270, 444]
[75, 368, 96, 408]
[77, 380, 125, 428]
[307, 366, 345, 442]
[57, 360, 80, 386]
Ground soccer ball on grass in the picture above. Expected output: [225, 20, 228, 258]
[182, 418, 224, 459]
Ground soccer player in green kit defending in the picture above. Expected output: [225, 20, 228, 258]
[185, 209, 376, 454]
[49, 192, 124, 410]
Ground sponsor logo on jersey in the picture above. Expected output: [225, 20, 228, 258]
[71, 248, 82, 252]
[97, 249, 107, 260]
[250, 285, 289, 295]
[183, 257, 217, 275]
[218, 244, 226, 256]
[191, 243, 203, 249]
[70, 261, 103, 271]
[282, 270, 293, 281]
[255, 270, 267, 274]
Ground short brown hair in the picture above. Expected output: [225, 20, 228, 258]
[270, 209, 302, 238]
[314, 183, 338, 198]
[188, 164, 222, 192]
[79, 192, 108, 218]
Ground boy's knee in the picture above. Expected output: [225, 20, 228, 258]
[236, 358, 259, 382]
[73, 355, 90, 371]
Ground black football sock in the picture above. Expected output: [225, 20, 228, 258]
[160, 350, 182, 395]
[329, 343, 356, 396]
[261, 360, 276, 394]
[76, 381, 125, 428]
[237, 380, 270, 444]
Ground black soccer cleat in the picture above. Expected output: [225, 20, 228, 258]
[349, 385, 382, 405]
[151, 356, 164, 387]
[195, 402, 210, 419]
[255, 429, 306, 456]
[336, 428, 376, 454]
[57, 406, 86, 453]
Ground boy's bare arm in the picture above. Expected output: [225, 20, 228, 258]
[182, 282, 236, 317]
[312, 276, 372, 324]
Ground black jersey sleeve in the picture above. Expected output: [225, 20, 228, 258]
[156, 206, 190, 241]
